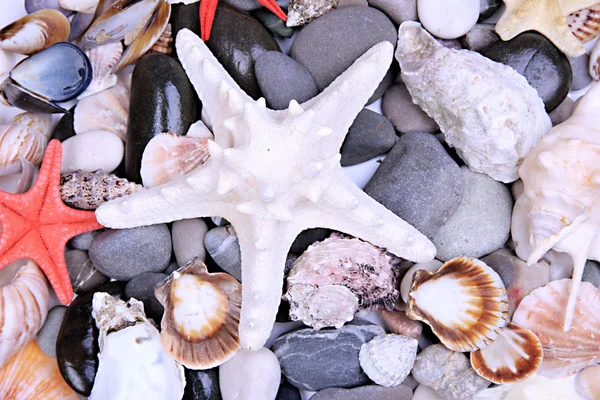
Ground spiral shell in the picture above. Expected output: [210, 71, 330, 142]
[78, 42, 124, 99]
[567, 4, 600, 43]
[359, 334, 418, 387]
[149, 23, 173, 55]
[0, 10, 70, 55]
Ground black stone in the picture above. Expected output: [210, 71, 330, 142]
[340, 108, 396, 166]
[125, 272, 168, 323]
[252, 7, 295, 38]
[478, 0, 502, 21]
[183, 368, 221, 400]
[276, 381, 302, 400]
[170, 3, 200, 54]
[51, 106, 76, 142]
[289, 228, 331, 254]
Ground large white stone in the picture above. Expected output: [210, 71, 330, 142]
[61, 130, 124, 174]
[417, 0, 479, 39]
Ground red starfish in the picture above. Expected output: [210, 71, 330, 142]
[0, 139, 103, 304]
[200, 0, 287, 41]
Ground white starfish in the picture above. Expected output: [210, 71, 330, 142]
[96, 29, 436, 350]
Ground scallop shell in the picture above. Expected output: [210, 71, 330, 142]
[149, 23, 172, 55]
[406, 256, 509, 352]
[60, 0, 99, 13]
[567, 4, 600, 43]
[0, 9, 70, 55]
[358, 333, 418, 387]
[0, 259, 50, 367]
[74, 78, 129, 140]
[470, 322, 543, 384]
[0, 113, 52, 176]
[78, 42, 124, 99]
[512, 279, 600, 379]
[0, 340, 79, 400]
[590, 39, 600, 80]
[154, 258, 242, 369]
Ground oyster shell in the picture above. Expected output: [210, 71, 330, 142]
[359, 333, 418, 387]
[90, 292, 186, 400]
[568, 4, 600, 43]
[78, 42, 124, 99]
[406, 256, 509, 352]
[395, 21, 551, 183]
[470, 322, 543, 384]
[512, 279, 600, 379]
[0, 340, 79, 400]
[155, 258, 242, 369]
[0, 259, 50, 367]
[0, 9, 70, 55]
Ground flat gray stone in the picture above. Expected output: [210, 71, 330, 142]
[382, 83, 439, 134]
[367, 0, 416, 24]
[172, 218, 208, 267]
[205, 226, 242, 281]
[65, 249, 107, 293]
[311, 384, 413, 400]
[37, 306, 67, 357]
[125, 272, 168, 322]
[340, 108, 396, 166]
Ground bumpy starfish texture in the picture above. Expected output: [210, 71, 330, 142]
[96, 28, 436, 350]
[0, 140, 103, 304]
[495, 0, 599, 56]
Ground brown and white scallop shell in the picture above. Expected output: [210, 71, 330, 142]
[78, 42, 124, 99]
[470, 322, 543, 384]
[155, 258, 242, 369]
[567, 4, 600, 43]
[0, 10, 70, 55]
[406, 256, 508, 352]
[0, 259, 50, 368]
[0, 113, 52, 176]
[512, 279, 600, 379]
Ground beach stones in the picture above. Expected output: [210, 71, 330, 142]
[368, 0, 417, 24]
[478, 0, 502, 21]
[124, 272, 168, 322]
[276, 382, 301, 400]
[382, 84, 439, 134]
[65, 249, 107, 293]
[68, 230, 102, 250]
[61, 130, 124, 174]
[88, 225, 172, 281]
[37, 306, 67, 357]
[483, 32, 573, 112]
[204, 225, 242, 281]
[172, 218, 208, 267]
[582, 260, 600, 288]
[272, 319, 385, 391]
[340, 109, 396, 166]
[569, 54, 593, 91]
[311, 384, 413, 400]
[254, 51, 318, 110]
[183, 367, 221, 400]
[364, 132, 464, 239]
[459, 24, 500, 52]
[418, 0, 479, 39]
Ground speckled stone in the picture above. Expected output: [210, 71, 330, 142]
[172, 218, 208, 267]
[275, 381, 301, 400]
[37, 306, 67, 357]
[381, 83, 439, 134]
[311, 384, 413, 400]
[340, 109, 396, 166]
[367, 0, 417, 24]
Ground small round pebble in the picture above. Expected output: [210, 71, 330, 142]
[367, 0, 417, 24]
[382, 83, 439, 134]
[459, 24, 500, 53]
[204, 226, 242, 281]
[67, 230, 103, 251]
[311, 384, 413, 400]
[37, 306, 67, 358]
[418, 0, 479, 39]
[61, 130, 124, 174]
[172, 218, 208, 267]
[125, 272, 168, 322]
[340, 109, 396, 166]
[65, 249, 108, 293]
[379, 309, 423, 339]
[569, 54, 593, 91]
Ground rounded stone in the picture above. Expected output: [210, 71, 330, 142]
[418, 0, 479, 39]
[67, 230, 103, 251]
[275, 381, 301, 400]
[183, 367, 221, 400]
[65, 249, 107, 294]
[125, 272, 168, 322]
[172, 218, 209, 267]
[568, 54, 593, 91]
[340, 108, 396, 166]
[311, 384, 413, 400]
[381, 83, 439, 134]
[61, 130, 124, 174]
[37, 306, 67, 358]
[459, 24, 500, 53]
[252, 8, 295, 38]
[367, 0, 417, 24]
[478, 0, 502, 21]
[88, 225, 172, 281]
[204, 225, 242, 281]
[582, 260, 600, 288]
[549, 96, 575, 126]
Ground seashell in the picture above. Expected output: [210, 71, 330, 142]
[0, 9, 70, 55]
[512, 279, 600, 379]
[74, 78, 129, 140]
[149, 23, 172, 55]
[470, 322, 543, 384]
[400, 259, 442, 303]
[0, 259, 50, 367]
[511, 82, 600, 331]
[406, 256, 509, 352]
[575, 365, 600, 400]
[283, 234, 401, 329]
[567, 4, 600, 43]
[60, 0, 99, 13]
[472, 373, 585, 400]
[60, 170, 143, 210]
[0, 112, 52, 176]
[154, 258, 242, 369]
[396, 21, 551, 183]
[140, 132, 210, 187]
[358, 333, 418, 387]
[0, 50, 8, 81]
[286, 0, 337, 27]
[590, 39, 600, 80]
[0, 157, 37, 194]
[78, 42, 124, 99]
[90, 292, 186, 400]
[0, 340, 79, 400]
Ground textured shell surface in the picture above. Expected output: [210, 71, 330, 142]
[60, 170, 143, 210]
[0, 259, 50, 368]
[590, 39, 600, 80]
[154, 258, 242, 369]
[470, 322, 543, 384]
[358, 333, 418, 387]
[78, 42, 124, 99]
[0, 112, 52, 175]
[0, 340, 79, 400]
[286, 0, 338, 27]
[60, 0, 99, 13]
[512, 279, 600, 379]
[149, 23, 173, 55]
[407, 256, 509, 352]
[0, 9, 70, 55]
[568, 4, 600, 43]
[511, 82, 600, 332]
[395, 21, 551, 183]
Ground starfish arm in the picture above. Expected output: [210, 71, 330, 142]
[301, 169, 436, 263]
[199, 0, 218, 41]
[256, 0, 287, 21]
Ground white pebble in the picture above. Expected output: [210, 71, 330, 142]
[61, 130, 124, 174]
[417, 0, 479, 39]
[219, 347, 281, 400]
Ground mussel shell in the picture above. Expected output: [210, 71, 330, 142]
[10, 42, 92, 102]
[1, 78, 67, 113]
[69, 11, 96, 41]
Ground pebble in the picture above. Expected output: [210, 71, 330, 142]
[575, 365, 600, 400]
[88, 225, 172, 281]
[204, 226, 242, 281]
[340, 109, 396, 166]
[483, 32, 573, 112]
[400, 260, 442, 302]
[289, 228, 331, 253]
[219, 348, 281, 400]
[364, 132, 464, 239]
[254, 51, 319, 110]
[568, 54, 593, 90]
[124, 272, 168, 322]
[459, 24, 500, 53]
[222, 0, 262, 10]
[275, 381, 301, 400]
[172, 218, 208, 267]
[549, 96, 575, 126]
[311, 384, 413, 400]
[252, 8, 295, 38]
[367, 0, 417, 24]
[65, 249, 107, 294]
[338, 0, 368, 6]
[582, 260, 600, 288]
[478, 0, 502, 21]
[67, 230, 102, 251]
[164, 261, 181, 275]
[183, 367, 221, 400]
[432, 166, 513, 261]
[379, 309, 423, 339]
[52, 107, 76, 142]
[272, 319, 385, 391]
[289, 7, 397, 93]
[543, 250, 574, 281]
[37, 306, 67, 358]
[381, 83, 439, 134]
[418, 0, 479, 39]
[61, 130, 124, 174]
[412, 344, 491, 399]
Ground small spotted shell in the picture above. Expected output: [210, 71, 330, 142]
[567, 5, 600, 43]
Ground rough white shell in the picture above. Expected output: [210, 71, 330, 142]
[359, 333, 418, 387]
[395, 21, 551, 183]
[0, 113, 52, 176]
[0, 259, 50, 368]
[78, 42, 124, 99]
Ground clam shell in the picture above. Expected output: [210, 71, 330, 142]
[78, 42, 124, 99]
[406, 256, 509, 352]
[0, 9, 70, 55]
[0, 340, 79, 400]
[470, 322, 543, 384]
[60, 0, 99, 13]
[568, 5, 600, 43]
[358, 334, 418, 387]
[0, 113, 52, 175]
[155, 258, 242, 369]
[512, 279, 600, 378]
[0, 260, 50, 367]
[140, 132, 210, 187]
